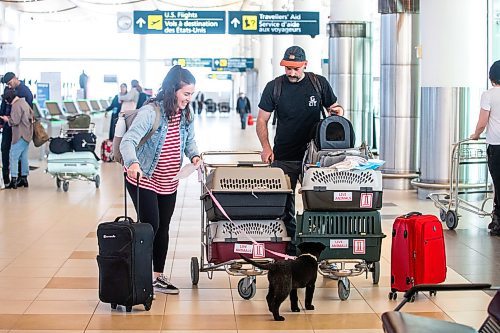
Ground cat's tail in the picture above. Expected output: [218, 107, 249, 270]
[239, 254, 272, 270]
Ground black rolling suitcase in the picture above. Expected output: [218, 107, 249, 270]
[96, 174, 154, 312]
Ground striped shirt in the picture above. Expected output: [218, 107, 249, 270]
[127, 112, 181, 194]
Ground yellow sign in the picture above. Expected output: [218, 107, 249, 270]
[177, 58, 186, 67]
[219, 58, 228, 67]
[148, 15, 163, 31]
[242, 15, 257, 30]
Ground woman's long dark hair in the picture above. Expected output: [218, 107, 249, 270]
[150, 65, 196, 122]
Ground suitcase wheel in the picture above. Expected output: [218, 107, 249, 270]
[111, 303, 117, 310]
[429, 290, 437, 297]
[388, 291, 397, 300]
[144, 295, 153, 311]
[126, 306, 132, 312]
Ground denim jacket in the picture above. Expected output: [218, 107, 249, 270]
[120, 103, 200, 177]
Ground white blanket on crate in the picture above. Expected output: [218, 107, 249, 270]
[329, 156, 367, 170]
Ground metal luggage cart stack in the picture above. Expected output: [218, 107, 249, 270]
[192, 151, 292, 299]
[46, 123, 100, 192]
[428, 138, 492, 230]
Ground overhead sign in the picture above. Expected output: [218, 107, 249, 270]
[172, 58, 213, 67]
[133, 11, 225, 34]
[228, 11, 319, 36]
[207, 73, 233, 80]
[212, 58, 254, 72]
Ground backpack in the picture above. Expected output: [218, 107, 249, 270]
[112, 103, 162, 164]
[272, 71, 326, 119]
[72, 132, 97, 152]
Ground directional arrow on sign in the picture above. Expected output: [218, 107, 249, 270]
[136, 17, 146, 28]
[231, 17, 241, 28]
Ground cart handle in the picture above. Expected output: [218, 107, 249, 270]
[200, 151, 269, 168]
[401, 212, 422, 218]
[394, 283, 492, 311]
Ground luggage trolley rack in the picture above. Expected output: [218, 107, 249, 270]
[428, 139, 492, 230]
[46, 124, 100, 192]
[191, 151, 292, 300]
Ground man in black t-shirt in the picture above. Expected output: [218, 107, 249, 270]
[256, 46, 343, 254]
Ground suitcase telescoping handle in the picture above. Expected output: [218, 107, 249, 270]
[118, 172, 141, 224]
[401, 212, 422, 219]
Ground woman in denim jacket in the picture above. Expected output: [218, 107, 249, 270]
[120, 65, 201, 294]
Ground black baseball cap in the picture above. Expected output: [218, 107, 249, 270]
[280, 46, 307, 67]
[2, 72, 15, 84]
[490, 60, 500, 84]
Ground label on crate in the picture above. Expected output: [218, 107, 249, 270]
[353, 239, 366, 254]
[334, 192, 353, 201]
[253, 243, 265, 258]
[330, 239, 349, 249]
[234, 243, 253, 254]
[360, 193, 373, 208]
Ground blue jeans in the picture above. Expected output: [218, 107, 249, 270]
[10, 138, 29, 178]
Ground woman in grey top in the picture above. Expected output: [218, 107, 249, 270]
[471, 60, 500, 236]
[0, 88, 33, 189]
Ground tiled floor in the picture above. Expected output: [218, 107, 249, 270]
[0, 112, 497, 332]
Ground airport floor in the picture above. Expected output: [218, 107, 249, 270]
[0, 111, 498, 332]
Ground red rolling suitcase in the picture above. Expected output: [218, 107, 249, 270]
[389, 212, 446, 300]
[101, 139, 113, 162]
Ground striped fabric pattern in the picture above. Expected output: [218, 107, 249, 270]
[127, 112, 181, 194]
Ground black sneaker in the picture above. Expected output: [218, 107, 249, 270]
[153, 274, 179, 295]
[488, 215, 500, 230]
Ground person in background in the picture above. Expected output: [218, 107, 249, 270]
[470, 60, 500, 236]
[79, 70, 89, 99]
[119, 79, 141, 107]
[0, 88, 34, 189]
[195, 91, 204, 114]
[106, 83, 128, 139]
[256, 46, 343, 255]
[0, 72, 33, 188]
[236, 92, 251, 129]
[120, 65, 201, 294]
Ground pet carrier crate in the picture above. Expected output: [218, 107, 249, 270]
[207, 220, 291, 264]
[201, 166, 292, 221]
[300, 169, 383, 211]
[297, 210, 386, 300]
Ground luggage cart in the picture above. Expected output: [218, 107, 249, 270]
[191, 151, 292, 299]
[46, 125, 100, 192]
[296, 210, 386, 300]
[428, 138, 492, 230]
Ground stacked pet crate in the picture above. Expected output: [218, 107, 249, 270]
[296, 115, 386, 300]
[195, 161, 292, 299]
